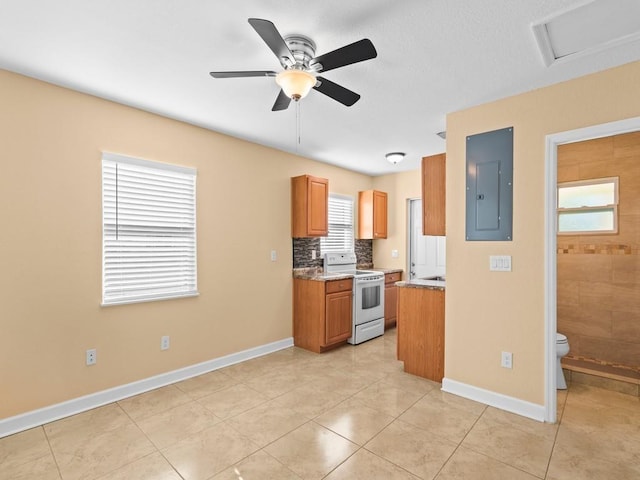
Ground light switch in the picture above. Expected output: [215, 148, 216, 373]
[270, 250, 277, 262]
[490, 255, 512, 271]
[391, 249, 399, 258]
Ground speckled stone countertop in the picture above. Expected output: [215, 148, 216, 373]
[375, 268, 404, 275]
[396, 278, 445, 290]
[292, 268, 353, 281]
[292, 267, 403, 282]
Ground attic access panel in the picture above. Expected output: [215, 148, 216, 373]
[466, 127, 513, 241]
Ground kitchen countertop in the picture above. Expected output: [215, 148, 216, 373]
[375, 268, 404, 275]
[396, 278, 445, 290]
[292, 267, 403, 282]
[292, 268, 352, 281]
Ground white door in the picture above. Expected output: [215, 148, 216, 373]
[409, 199, 446, 279]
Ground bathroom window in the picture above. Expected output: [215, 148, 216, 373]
[102, 152, 198, 305]
[557, 177, 618, 234]
[321, 194, 354, 254]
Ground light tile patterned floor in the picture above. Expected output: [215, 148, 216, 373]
[2, 329, 639, 479]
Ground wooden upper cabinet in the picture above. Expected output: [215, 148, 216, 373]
[358, 190, 388, 239]
[422, 154, 446, 236]
[291, 175, 328, 237]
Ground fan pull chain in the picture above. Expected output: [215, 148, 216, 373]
[296, 101, 301, 150]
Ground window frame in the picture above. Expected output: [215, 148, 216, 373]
[320, 193, 355, 255]
[557, 176, 619, 235]
[101, 152, 198, 306]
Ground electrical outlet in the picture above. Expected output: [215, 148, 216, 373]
[270, 250, 277, 262]
[161, 336, 170, 351]
[391, 249, 399, 258]
[311, 250, 316, 260]
[501, 351, 513, 369]
[86, 348, 97, 366]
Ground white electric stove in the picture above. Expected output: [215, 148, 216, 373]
[324, 252, 385, 344]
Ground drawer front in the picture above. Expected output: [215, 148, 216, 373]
[385, 272, 401, 284]
[326, 278, 353, 294]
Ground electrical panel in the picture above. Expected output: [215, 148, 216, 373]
[466, 127, 514, 241]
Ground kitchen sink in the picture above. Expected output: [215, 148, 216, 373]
[421, 275, 446, 282]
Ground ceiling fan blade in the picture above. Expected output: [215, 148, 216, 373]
[310, 39, 377, 73]
[248, 18, 295, 67]
[209, 70, 277, 78]
[272, 89, 292, 111]
[313, 76, 361, 107]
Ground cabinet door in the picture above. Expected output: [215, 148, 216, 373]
[325, 290, 352, 345]
[384, 284, 397, 329]
[358, 190, 387, 239]
[292, 175, 328, 237]
[308, 176, 328, 236]
[422, 154, 446, 236]
[373, 190, 388, 239]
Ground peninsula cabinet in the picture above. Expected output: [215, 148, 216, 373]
[384, 271, 401, 329]
[291, 175, 328, 237]
[397, 286, 445, 382]
[293, 278, 353, 353]
[422, 154, 446, 236]
[358, 190, 387, 239]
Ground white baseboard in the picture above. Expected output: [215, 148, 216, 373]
[0, 337, 294, 438]
[441, 377, 546, 422]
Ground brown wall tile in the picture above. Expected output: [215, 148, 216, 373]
[612, 310, 640, 343]
[558, 136, 613, 165]
[613, 131, 640, 159]
[579, 336, 640, 366]
[612, 254, 640, 286]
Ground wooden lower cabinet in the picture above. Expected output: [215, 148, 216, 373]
[293, 278, 353, 353]
[384, 271, 401, 329]
[397, 286, 445, 382]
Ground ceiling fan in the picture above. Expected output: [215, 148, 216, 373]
[209, 18, 377, 111]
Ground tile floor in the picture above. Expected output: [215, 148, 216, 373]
[2, 329, 639, 479]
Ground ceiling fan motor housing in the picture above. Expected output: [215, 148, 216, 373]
[284, 35, 317, 70]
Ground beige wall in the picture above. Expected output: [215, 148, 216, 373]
[445, 61, 640, 404]
[372, 170, 422, 271]
[0, 69, 374, 419]
[557, 133, 640, 369]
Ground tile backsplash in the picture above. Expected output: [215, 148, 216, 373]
[292, 238, 373, 268]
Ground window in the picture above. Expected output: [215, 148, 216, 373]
[102, 153, 198, 305]
[557, 177, 618, 234]
[320, 194, 354, 254]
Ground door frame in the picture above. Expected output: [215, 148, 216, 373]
[544, 115, 640, 423]
[407, 197, 421, 278]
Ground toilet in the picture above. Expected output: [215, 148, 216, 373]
[556, 333, 570, 389]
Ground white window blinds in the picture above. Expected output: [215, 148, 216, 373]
[102, 153, 198, 305]
[321, 194, 354, 254]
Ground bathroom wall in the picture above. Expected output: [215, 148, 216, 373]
[557, 132, 640, 369]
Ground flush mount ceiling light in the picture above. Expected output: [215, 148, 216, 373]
[275, 69, 316, 101]
[386, 152, 405, 165]
[532, 0, 640, 66]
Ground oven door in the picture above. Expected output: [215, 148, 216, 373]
[354, 276, 385, 325]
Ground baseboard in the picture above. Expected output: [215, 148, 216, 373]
[441, 377, 546, 422]
[0, 337, 294, 438]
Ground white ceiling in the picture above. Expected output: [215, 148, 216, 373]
[1, 0, 640, 176]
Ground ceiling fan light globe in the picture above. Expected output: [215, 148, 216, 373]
[276, 70, 316, 100]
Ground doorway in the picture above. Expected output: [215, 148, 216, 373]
[544, 115, 640, 423]
[408, 198, 446, 280]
